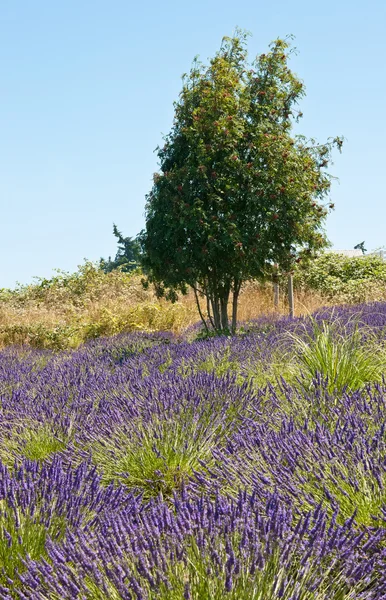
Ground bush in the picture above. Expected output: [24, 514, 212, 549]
[294, 253, 386, 303]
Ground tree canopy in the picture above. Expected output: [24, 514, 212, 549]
[100, 224, 141, 273]
[140, 31, 343, 333]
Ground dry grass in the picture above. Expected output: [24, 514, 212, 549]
[0, 262, 378, 350]
[234, 281, 327, 322]
[0, 267, 197, 349]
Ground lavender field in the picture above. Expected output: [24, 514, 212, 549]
[2, 302, 386, 598]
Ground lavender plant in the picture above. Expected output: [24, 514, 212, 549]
[0, 459, 138, 591]
[0, 303, 385, 597]
[88, 372, 255, 498]
[17, 493, 386, 599]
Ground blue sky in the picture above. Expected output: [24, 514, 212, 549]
[1, 0, 385, 288]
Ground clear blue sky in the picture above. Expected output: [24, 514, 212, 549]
[1, 0, 385, 288]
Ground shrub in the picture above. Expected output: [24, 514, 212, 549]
[294, 253, 386, 303]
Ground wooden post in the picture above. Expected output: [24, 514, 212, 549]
[288, 273, 294, 318]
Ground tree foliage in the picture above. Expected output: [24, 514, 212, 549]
[354, 241, 367, 255]
[100, 224, 141, 273]
[140, 30, 343, 333]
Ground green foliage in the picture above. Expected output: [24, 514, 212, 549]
[286, 319, 386, 394]
[100, 224, 141, 273]
[294, 253, 386, 302]
[0, 422, 68, 467]
[0, 499, 66, 585]
[91, 422, 210, 499]
[300, 460, 386, 527]
[140, 30, 342, 333]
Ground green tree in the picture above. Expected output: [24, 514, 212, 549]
[354, 241, 367, 255]
[140, 31, 343, 334]
[100, 224, 141, 273]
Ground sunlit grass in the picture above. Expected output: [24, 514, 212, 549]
[285, 319, 386, 394]
[300, 461, 386, 527]
[91, 415, 222, 499]
[0, 498, 66, 586]
[0, 263, 333, 350]
[0, 421, 68, 467]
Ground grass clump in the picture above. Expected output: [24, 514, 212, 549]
[22, 427, 67, 462]
[286, 319, 386, 393]
[0, 499, 66, 585]
[0, 422, 68, 467]
[91, 423, 211, 499]
[300, 461, 386, 527]
[197, 346, 239, 378]
[91, 411, 225, 499]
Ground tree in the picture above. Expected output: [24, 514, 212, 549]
[140, 31, 343, 334]
[100, 224, 141, 273]
[354, 241, 367, 255]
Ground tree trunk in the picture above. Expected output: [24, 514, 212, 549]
[211, 296, 222, 331]
[209, 288, 230, 333]
[220, 292, 230, 331]
[206, 294, 216, 330]
[193, 286, 208, 332]
[231, 279, 241, 334]
[202, 278, 232, 334]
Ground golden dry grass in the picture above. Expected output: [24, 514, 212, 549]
[234, 281, 327, 322]
[0, 267, 330, 350]
[2, 259, 386, 349]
